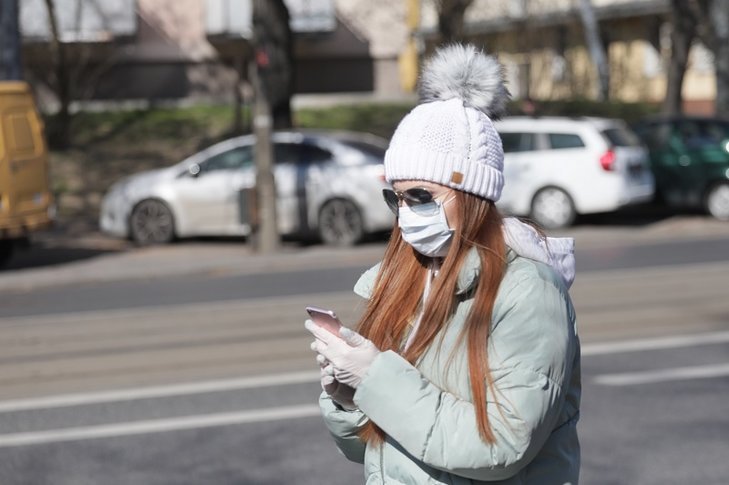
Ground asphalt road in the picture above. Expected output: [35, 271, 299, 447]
[0, 332, 727, 484]
[1, 236, 729, 319]
[0, 230, 728, 484]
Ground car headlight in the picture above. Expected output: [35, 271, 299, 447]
[108, 179, 132, 199]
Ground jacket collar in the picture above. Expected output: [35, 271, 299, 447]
[353, 247, 516, 300]
[455, 247, 517, 296]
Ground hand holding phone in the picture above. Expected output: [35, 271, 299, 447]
[306, 306, 343, 336]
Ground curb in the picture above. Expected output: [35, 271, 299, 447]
[1, 216, 726, 293]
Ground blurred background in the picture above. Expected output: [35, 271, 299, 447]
[0, 0, 727, 484]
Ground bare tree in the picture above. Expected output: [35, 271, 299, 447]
[662, 1, 729, 115]
[25, 0, 131, 146]
[687, 0, 729, 115]
[709, 1, 729, 115]
[664, 0, 697, 115]
[0, 0, 23, 80]
[43, 0, 72, 146]
[435, 0, 474, 43]
[577, 0, 610, 101]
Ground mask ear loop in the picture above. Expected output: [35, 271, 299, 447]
[438, 194, 457, 207]
[437, 194, 458, 236]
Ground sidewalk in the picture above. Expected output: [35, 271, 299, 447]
[0, 215, 726, 293]
[0, 233, 387, 292]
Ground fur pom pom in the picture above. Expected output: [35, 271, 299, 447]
[419, 44, 510, 119]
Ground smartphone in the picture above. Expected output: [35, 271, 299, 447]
[306, 306, 343, 335]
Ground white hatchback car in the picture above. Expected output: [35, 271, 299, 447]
[100, 130, 394, 245]
[494, 117, 655, 228]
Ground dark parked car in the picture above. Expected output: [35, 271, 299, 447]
[633, 117, 729, 220]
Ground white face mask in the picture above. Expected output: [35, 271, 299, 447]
[398, 196, 454, 258]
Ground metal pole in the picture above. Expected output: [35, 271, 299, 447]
[578, 0, 610, 101]
[0, 0, 23, 80]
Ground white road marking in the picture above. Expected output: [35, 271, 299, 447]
[0, 404, 322, 448]
[0, 291, 356, 327]
[0, 370, 320, 413]
[594, 363, 729, 386]
[574, 259, 729, 282]
[582, 330, 729, 356]
[1, 331, 728, 413]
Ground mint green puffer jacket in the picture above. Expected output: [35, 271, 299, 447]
[319, 229, 581, 484]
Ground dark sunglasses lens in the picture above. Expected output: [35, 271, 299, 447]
[403, 188, 434, 205]
[382, 189, 399, 214]
[406, 188, 440, 216]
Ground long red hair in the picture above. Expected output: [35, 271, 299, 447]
[356, 190, 506, 445]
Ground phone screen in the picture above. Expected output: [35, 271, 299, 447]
[306, 306, 343, 335]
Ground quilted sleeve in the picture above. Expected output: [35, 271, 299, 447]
[319, 392, 369, 464]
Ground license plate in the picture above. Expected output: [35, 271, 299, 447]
[628, 164, 643, 177]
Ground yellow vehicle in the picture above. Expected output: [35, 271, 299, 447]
[0, 81, 54, 266]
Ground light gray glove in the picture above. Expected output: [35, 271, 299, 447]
[305, 320, 380, 389]
[319, 363, 357, 411]
[309, 327, 358, 410]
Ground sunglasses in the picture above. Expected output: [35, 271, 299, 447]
[382, 187, 443, 216]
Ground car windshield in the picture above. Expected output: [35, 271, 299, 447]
[602, 127, 641, 147]
[676, 120, 729, 149]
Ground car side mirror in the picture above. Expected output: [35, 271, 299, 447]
[188, 163, 201, 178]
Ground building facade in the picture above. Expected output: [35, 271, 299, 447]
[20, 0, 411, 111]
[19, 0, 720, 114]
[419, 0, 717, 114]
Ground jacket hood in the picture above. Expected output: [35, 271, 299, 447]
[502, 217, 575, 289]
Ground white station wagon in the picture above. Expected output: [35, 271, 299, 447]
[493, 116, 655, 228]
[100, 130, 394, 245]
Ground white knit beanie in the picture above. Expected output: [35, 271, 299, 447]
[385, 44, 510, 201]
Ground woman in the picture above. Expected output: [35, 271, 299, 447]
[305, 44, 580, 485]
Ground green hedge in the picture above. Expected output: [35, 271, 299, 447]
[509, 99, 661, 123]
[44, 105, 235, 149]
[294, 103, 415, 139]
[44, 99, 662, 151]
[294, 100, 661, 140]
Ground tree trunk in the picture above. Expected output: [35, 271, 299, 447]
[0, 0, 23, 80]
[578, 0, 610, 101]
[714, 43, 729, 115]
[437, 0, 473, 43]
[708, 0, 729, 115]
[44, 0, 71, 147]
[664, 0, 697, 115]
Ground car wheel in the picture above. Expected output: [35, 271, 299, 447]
[130, 199, 176, 245]
[705, 182, 729, 221]
[530, 187, 576, 229]
[318, 198, 365, 246]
